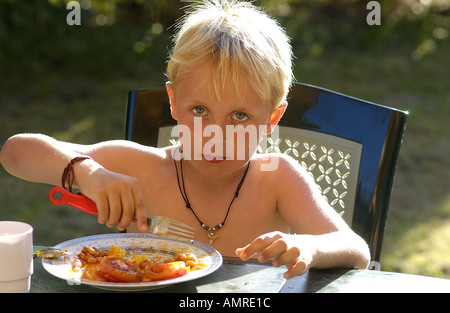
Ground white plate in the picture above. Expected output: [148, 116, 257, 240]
[42, 233, 222, 291]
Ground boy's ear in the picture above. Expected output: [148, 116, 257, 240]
[166, 81, 177, 120]
[264, 103, 287, 135]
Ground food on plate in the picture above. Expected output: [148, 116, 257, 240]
[71, 245, 207, 283]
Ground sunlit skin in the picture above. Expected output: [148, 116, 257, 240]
[0, 66, 370, 278]
[166, 66, 286, 181]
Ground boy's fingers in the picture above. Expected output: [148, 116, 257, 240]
[272, 245, 301, 267]
[284, 259, 307, 279]
[135, 213, 148, 232]
[258, 238, 288, 263]
[106, 193, 121, 228]
[95, 196, 109, 225]
[132, 186, 148, 232]
[117, 191, 135, 231]
[235, 245, 251, 260]
[236, 241, 265, 261]
[236, 232, 281, 261]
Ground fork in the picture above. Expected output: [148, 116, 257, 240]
[48, 186, 196, 241]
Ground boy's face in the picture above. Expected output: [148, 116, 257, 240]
[167, 66, 285, 174]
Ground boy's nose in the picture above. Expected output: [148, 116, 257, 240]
[203, 119, 227, 138]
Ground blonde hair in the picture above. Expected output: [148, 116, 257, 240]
[167, 0, 293, 108]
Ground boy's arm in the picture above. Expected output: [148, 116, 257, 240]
[237, 230, 370, 279]
[237, 154, 370, 278]
[0, 133, 148, 231]
[1, 133, 94, 185]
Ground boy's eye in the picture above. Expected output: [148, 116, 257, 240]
[233, 112, 248, 121]
[192, 106, 206, 116]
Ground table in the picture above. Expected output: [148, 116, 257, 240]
[31, 246, 450, 293]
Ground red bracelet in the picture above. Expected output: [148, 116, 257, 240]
[62, 156, 92, 193]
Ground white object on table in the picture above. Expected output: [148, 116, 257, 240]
[0, 221, 33, 293]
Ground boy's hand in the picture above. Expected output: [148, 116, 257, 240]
[74, 161, 148, 232]
[235, 231, 312, 279]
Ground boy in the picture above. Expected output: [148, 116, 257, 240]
[0, 0, 370, 278]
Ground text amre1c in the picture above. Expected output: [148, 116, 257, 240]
[179, 296, 270, 310]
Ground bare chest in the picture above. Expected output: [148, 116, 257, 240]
[132, 173, 288, 257]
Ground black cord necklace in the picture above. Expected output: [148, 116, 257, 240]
[173, 147, 251, 245]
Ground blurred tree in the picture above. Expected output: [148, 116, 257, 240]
[261, 0, 448, 56]
[0, 0, 448, 85]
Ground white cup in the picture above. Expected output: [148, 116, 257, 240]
[0, 221, 33, 293]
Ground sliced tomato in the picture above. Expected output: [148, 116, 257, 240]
[143, 261, 189, 281]
[98, 257, 142, 283]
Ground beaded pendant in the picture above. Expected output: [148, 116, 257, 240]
[174, 147, 251, 247]
[202, 223, 223, 245]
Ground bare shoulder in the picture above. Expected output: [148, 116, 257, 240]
[250, 152, 311, 183]
[249, 152, 319, 199]
[253, 152, 348, 234]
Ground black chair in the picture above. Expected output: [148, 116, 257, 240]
[125, 82, 408, 264]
